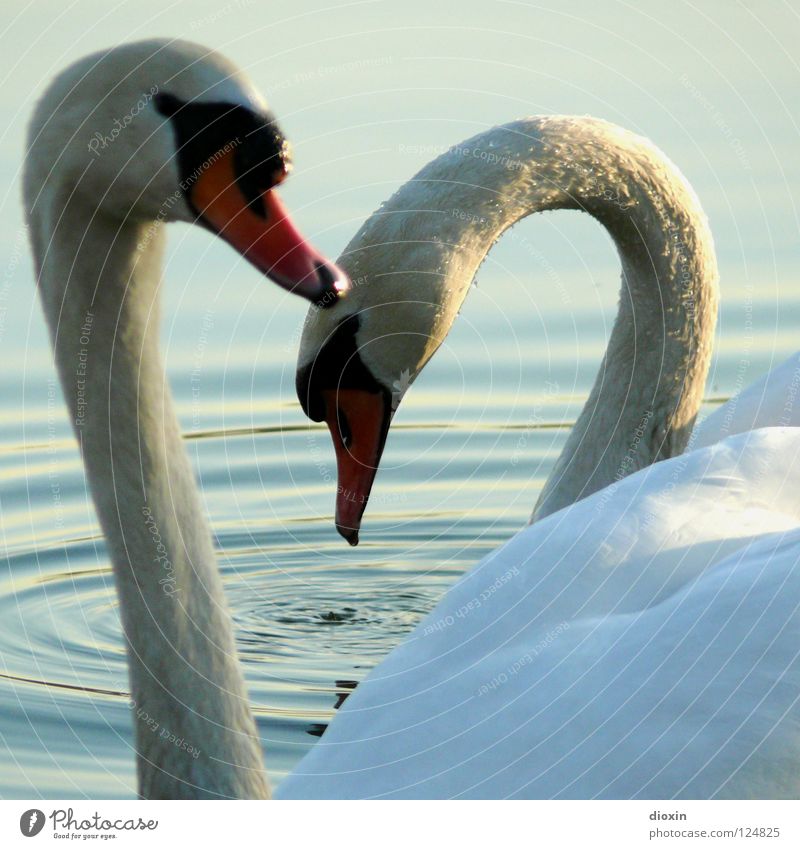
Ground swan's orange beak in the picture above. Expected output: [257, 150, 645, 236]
[322, 388, 391, 546]
[190, 151, 348, 306]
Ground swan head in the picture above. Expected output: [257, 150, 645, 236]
[24, 38, 348, 304]
[296, 219, 464, 545]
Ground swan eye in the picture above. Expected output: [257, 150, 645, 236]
[297, 314, 381, 422]
[154, 93, 291, 212]
[234, 127, 293, 217]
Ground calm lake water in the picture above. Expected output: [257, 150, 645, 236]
[0, 0, 798, 797]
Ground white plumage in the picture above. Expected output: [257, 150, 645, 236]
[279, 374, 800, 798]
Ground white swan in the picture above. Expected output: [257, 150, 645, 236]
[296, 116, 719, 543]
[283, 121, 800, 797]
[24, 39, 348, 799]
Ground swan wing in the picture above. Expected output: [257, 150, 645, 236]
[277, 427, 800, 798]
[694, 352, 800, 449]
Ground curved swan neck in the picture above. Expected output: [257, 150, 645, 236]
[28, 194, 269, 798]
[339, 116, 718, 517]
